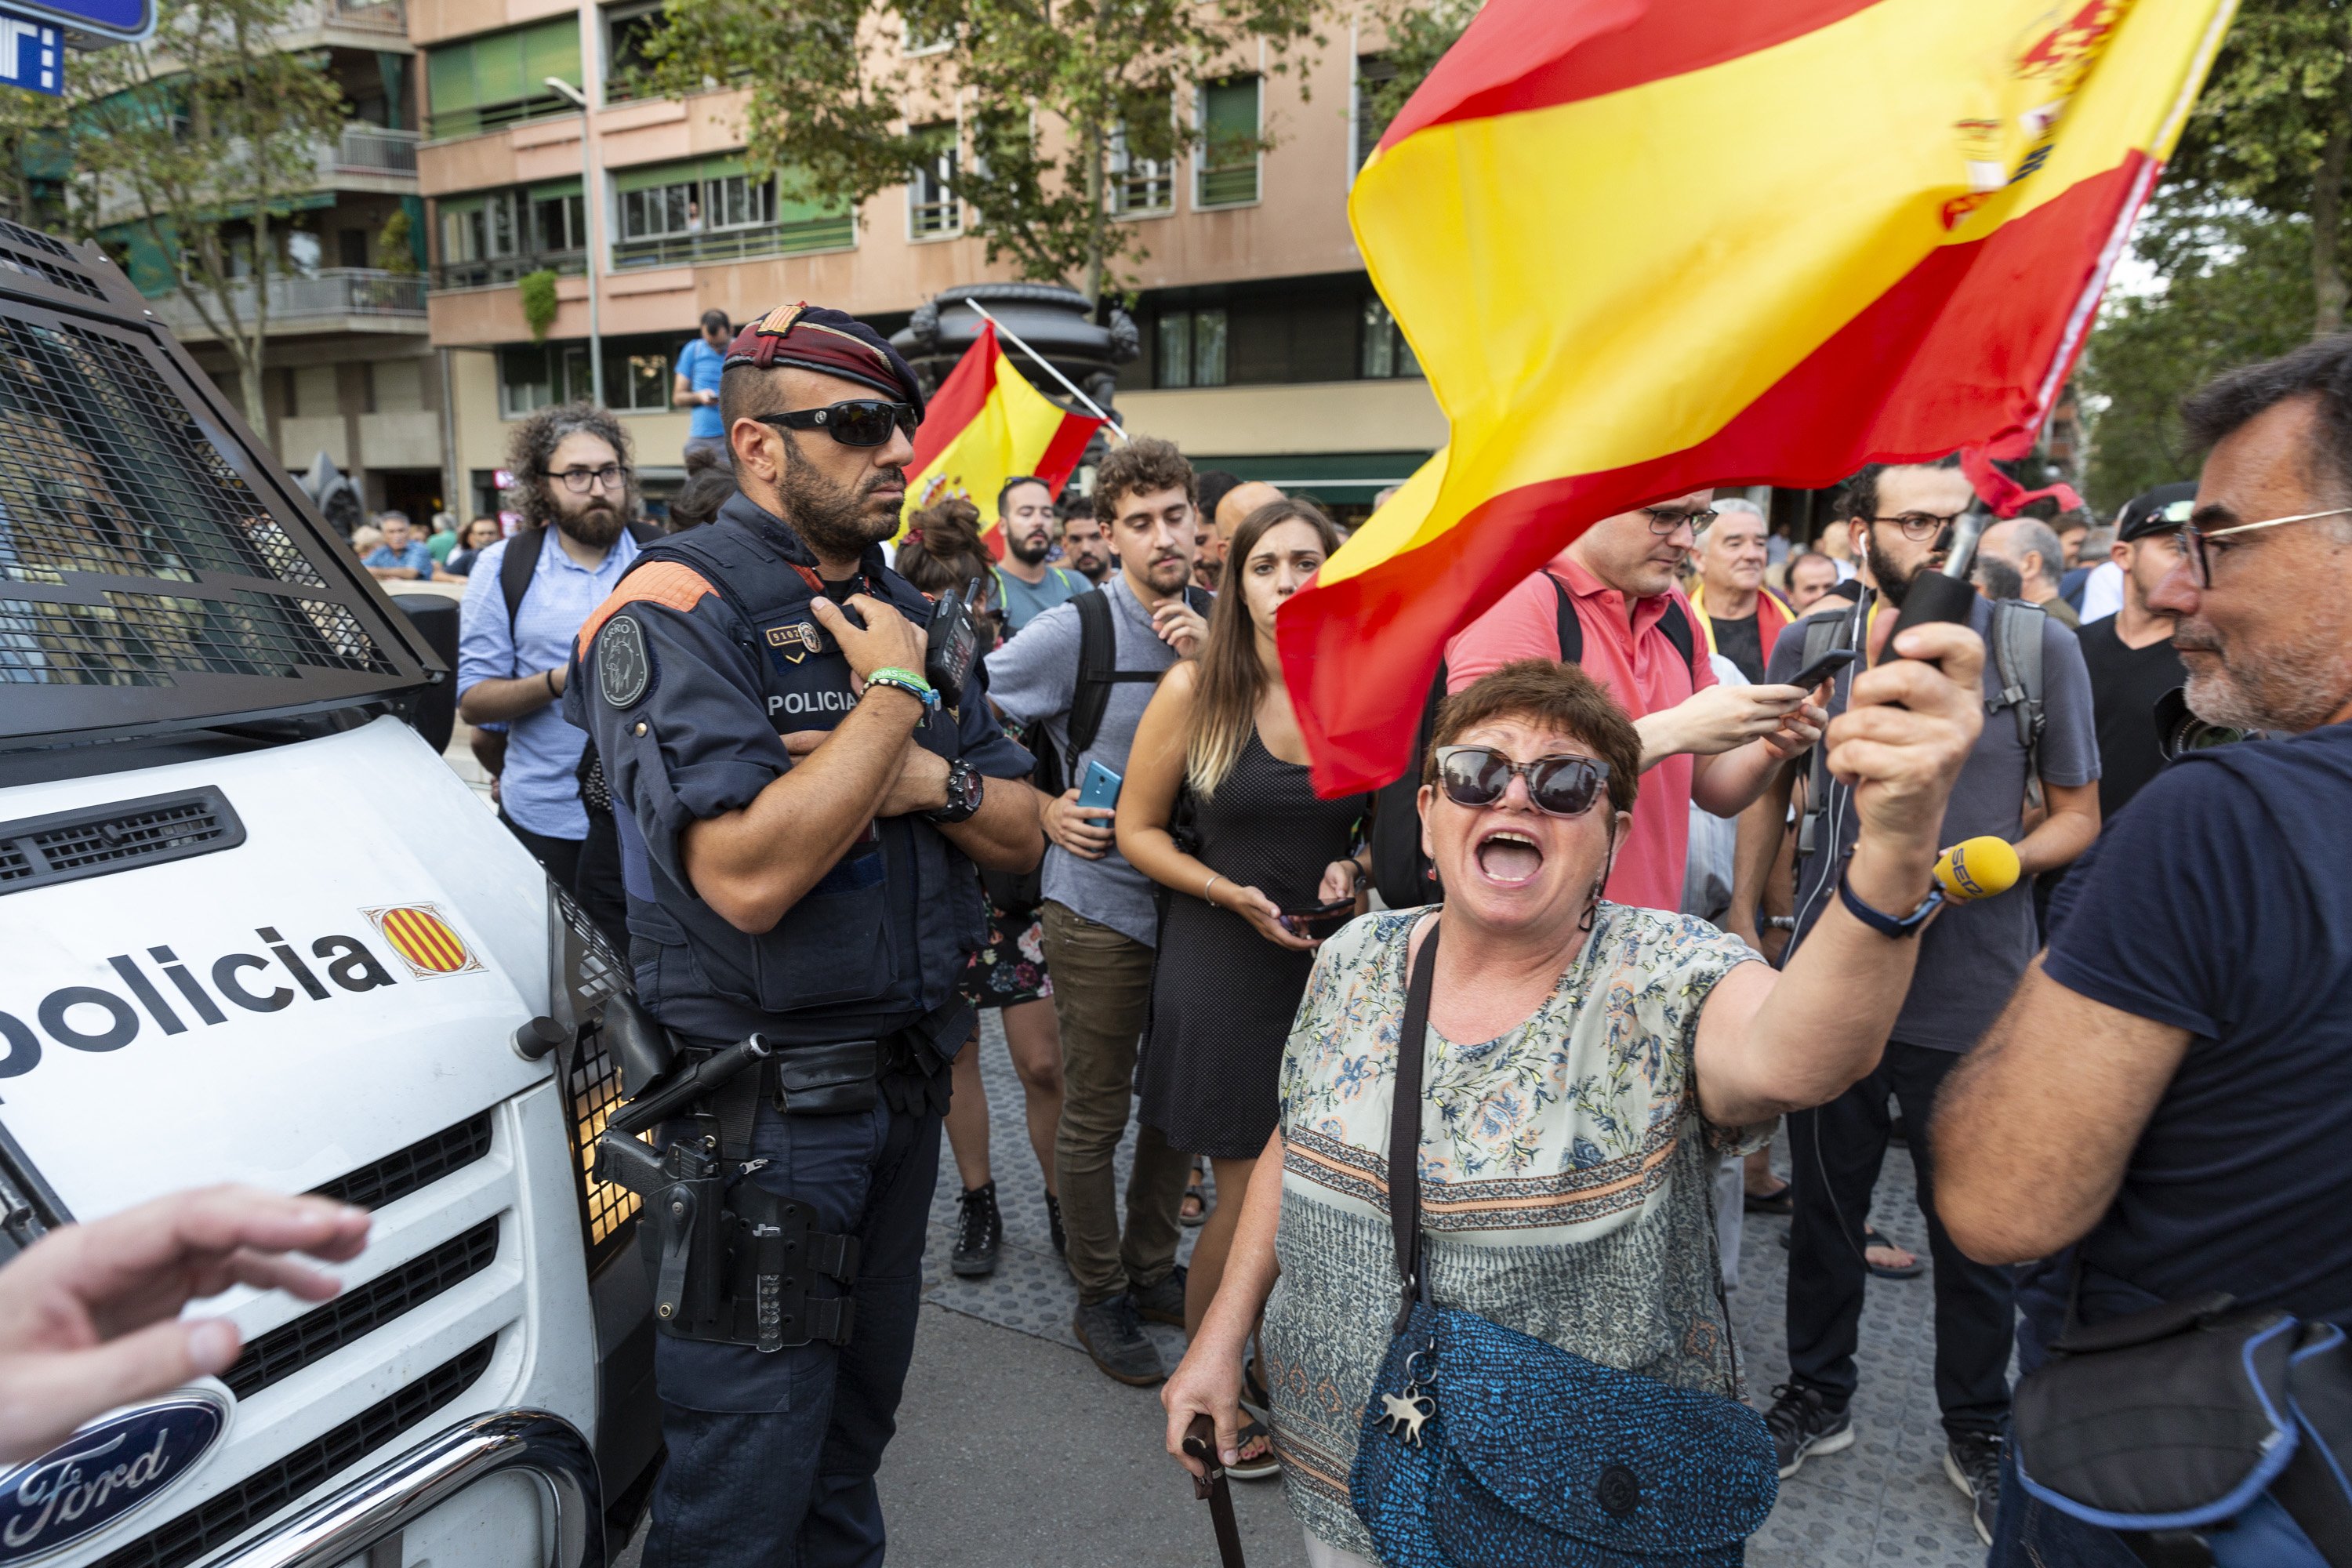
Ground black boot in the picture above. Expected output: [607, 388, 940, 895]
[1046, 1191, 1066, 1256]
[952, 1180, 1002, 1278]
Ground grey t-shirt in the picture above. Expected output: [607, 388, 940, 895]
[986, 574, 1181, 946]
[1773, 592, 2099, 1052]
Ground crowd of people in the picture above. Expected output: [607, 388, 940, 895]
[16, 318, 2351, 1568]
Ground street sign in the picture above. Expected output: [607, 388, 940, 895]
[3, 0, 150, 49]
[0, 11, 60, 93]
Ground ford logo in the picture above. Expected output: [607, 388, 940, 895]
[0, 1393, 227, 1565]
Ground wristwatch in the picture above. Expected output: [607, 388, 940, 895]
[926, 757, 984, 825]
[1835, 861, 1944, 938]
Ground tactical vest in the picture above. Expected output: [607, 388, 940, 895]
[604, 504, 985, 1047]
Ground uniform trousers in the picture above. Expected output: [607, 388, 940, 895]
[1040, 900, 1191, 1306]
[1784, 1040, 2014, 1439]
[641, 1091, 940, 1568]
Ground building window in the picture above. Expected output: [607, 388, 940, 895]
[498, 342, 590, 416]
[1360, 298, 1421, 379]
[903, 17, 953, 53]
[612, 158, 851, 268]
[706, 172, 775, 229]
[605, 2, 661, 102]
[1156, 308, 1228, 388]
[441, 192, 519, 264]
[1196, 77, 1260, 208]
[908, 121, 959, 238]
[1110, 122, 1171, 216]
[426, 18, 583, 140]
[1354, 56, 1399, 174]
[609, 344, 671, 412]
[531, 188, 585, 253]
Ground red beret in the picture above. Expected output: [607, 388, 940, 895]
[723, 302, 925, 418]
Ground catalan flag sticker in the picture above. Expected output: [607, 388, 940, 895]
[363, 902, 485, 979]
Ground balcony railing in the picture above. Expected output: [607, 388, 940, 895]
[610, 216, 855, 270]
[325, 0, 405, 28]
[147, 268, 426, 336]
[328, 125, 419, 178]
[431, 249, 586, 292]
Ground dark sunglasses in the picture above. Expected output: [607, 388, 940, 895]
[1434, 745, 1610, 818]
[756, 399, 919, 447]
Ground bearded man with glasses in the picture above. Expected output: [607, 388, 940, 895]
[1936, 336, 2352, 1566]
[564, 303, 1043, 1568]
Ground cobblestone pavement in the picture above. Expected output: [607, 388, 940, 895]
[920, 1011, 1991, 1566]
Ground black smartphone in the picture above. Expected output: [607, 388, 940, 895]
[1279, 897, 1358, 940]
[1787, 647, 1859, 691]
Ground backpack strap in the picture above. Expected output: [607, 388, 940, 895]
[1658, 597, 1700, 675]
[1548, 573, 1584, 664]
[504, 520, 666, 636]
[1987, 599, 2049, 808]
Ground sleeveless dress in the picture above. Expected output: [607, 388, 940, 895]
[1138, 728, 1370, 1160]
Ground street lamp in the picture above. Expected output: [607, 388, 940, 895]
[543, 76, 604, 407]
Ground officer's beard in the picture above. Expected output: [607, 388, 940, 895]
[779, 433, 904, 562]
[555, 498, 626, 550]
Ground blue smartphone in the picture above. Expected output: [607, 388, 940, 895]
[1076, 760, 1123, 812]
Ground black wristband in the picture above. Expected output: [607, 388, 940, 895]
[1835, 861, 1943, 938]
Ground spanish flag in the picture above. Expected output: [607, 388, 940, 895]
[901, 322, 1102, 545]
[1278, 0, 2234, 794]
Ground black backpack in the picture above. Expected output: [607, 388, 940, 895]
[985, 583, 1213, 913]
[1366, 575, 1697, 909]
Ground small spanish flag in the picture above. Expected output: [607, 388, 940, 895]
[1277, 0, 2235, 796]
[901, 323, 1102, 547]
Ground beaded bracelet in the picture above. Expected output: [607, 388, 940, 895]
[864, 666, 938, 711]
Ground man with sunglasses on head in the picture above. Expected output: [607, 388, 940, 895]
[1936, 338, 2352, 1566]
[1749, 455, 2100, 1544]
[458, 404, 658, 915]
[1444, 491, 1828, 916]
[565, 303, 1043, 1568]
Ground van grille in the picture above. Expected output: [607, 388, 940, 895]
[93, 1337, 496, 1568]
[309, 1111, 494, 1210]
[223, 1220, 499, 1401]
[0, 787, 244, 894]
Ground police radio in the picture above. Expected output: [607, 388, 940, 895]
[924, 577, 984, 710]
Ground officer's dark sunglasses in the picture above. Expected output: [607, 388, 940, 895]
[756, 400, 919, 447]
[1434, 746, 1610, 818]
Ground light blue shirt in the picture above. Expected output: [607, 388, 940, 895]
[678, 337, 725, 439]
[458, 528, 643, 839]
[362, 540, 434, 579]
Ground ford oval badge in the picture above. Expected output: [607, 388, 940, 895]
[0, 1392, 227, 1565]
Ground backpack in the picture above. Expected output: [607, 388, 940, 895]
[984, 582, 1214, 913]
[500, 521, 666, 633]
[1795, 593, 2045, 859]
[1366, 575, 1697, 909]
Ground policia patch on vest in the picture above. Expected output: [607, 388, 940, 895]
[600, 612, 653, 708]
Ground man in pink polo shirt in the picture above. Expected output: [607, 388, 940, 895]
[1446, 490, 1823, 912]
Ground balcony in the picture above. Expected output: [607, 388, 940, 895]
[92, 126, 416, 227]
[147, 268, 427, 341]
[322, 0, 404, 31]
[610, 216, 855, 270]
[432, 249, 586, 292]
[325, 125, 420, 180]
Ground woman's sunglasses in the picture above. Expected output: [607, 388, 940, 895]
[755, 400, 920, 448]
[1433, 746, 1610, 818]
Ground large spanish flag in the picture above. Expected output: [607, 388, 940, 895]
[900, 322, 1102, 545]
[1279, 0, 2234, 795]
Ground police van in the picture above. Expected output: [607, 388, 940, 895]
[0, 223, 659, 1566]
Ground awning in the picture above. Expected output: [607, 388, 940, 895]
[1186, 449, 1431, 504]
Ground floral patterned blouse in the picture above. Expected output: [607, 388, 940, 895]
[1259, 902, 1768, 1559]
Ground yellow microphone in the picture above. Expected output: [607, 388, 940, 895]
[1932, 836, 2021, 904]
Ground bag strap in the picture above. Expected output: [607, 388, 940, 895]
[1988, 599, 2049, 810]
[1548, 573, 1583, 664]
[504, 520, 665, 636]
[1389, 918, 1442, 1332]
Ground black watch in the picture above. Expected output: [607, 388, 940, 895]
[927, 758, 984, 825]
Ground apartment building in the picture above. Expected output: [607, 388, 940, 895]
[101, 0, 445, 521]
[412, 0, 1443, 522]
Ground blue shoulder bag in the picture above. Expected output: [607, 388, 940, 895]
[1348, 920, 1780, 1566]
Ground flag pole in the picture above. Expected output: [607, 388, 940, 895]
[964, 299, 1130, 443]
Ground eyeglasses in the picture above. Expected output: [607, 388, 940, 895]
[1642, 506, 1717, 535]
[2182, 506, 2352, 586]
[1869, 511, 1971, 542]
[541, 464, 629, 494]
[757, 400, 920, 448]
[1434, 746, 1610, 818]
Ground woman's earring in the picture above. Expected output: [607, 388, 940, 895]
[1577, 880, 1603, 934]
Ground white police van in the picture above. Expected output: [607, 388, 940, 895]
[0, 223, 659, 1567]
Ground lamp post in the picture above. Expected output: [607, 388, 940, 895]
[543, 76, 603, 407]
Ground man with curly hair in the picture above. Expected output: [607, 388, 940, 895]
[456, 402, 652, 905]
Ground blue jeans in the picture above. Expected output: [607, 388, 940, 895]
[1988, 1436, 2143, 1567]
[641, 1094, 942, 1568]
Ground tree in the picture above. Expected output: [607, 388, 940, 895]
[1357, 0, 1478, 149]
[647, 0, 1324, 306]
[0, 89, 68, 232]
[2077, 204, 2311, 510]
[66, 0, 345, 431]
[2165, 0, 2352, 336]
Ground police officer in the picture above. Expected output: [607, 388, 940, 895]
[568, 302, 1042, 1567]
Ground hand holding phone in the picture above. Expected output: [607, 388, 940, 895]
[1076, 760, 1123, 813]
[1787, 647, 1859, 694]
[1278, 897, 1358, 941]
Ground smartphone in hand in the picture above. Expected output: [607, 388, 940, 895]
[1787, 647, 1859, 692]
[1076, 760, 1123, 813]
[1279, 897, 1357, 940]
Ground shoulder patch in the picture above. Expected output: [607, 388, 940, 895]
[600, 612, 653, 708]
[578, 561, 721, 652]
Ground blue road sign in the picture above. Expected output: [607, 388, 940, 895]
[0, 11, 61, 94]
[3, 0, 148, 49]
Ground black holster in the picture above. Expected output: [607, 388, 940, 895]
[593, 1033, 866, 1352]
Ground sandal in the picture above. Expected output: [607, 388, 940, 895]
[1743, 1181, 1795, 1216]
[1866, 1226, 1924, 1279]
[1226, 1417, 1280, 1482]
[1242, 1356, 1273, 1422]
[1181, 1167, 1210, 1228]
